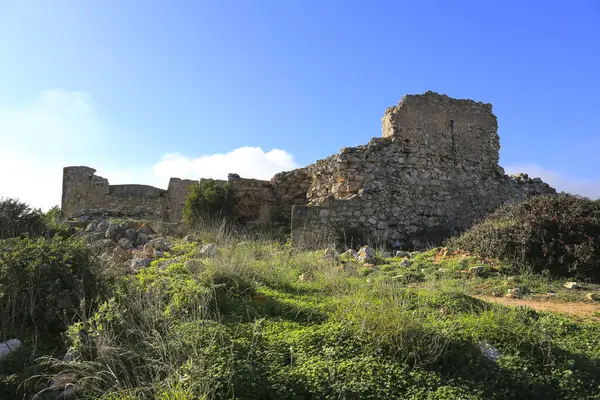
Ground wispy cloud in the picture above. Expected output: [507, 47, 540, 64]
[505, 164, 600, 200]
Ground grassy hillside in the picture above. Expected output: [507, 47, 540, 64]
[2, 195, 600, 399]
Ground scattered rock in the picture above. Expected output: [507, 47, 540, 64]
[323, 247, 338, 261]
[0, 339, 22, 359]
[105, 223, 125, 241]
[184, 259, 203, 273]
[183, 234, 198, 243]
[400, 259, 411, 267]
[62, 349, 80, 363]
[117, 237, 134, 250]
[342, 249, 356, 258]
[153, 249, 164, 258]
[84, 221, 97, 233]
[478, 341, 503, 361]
[356, 246, 375, 263]
[395, 251, 410, 258]
[505, 287, 521, 298]
[86, 232, 105, 244]
[89, 239, 117, 255]
[124, 228, 138, 242]
[147, 237, 171, 252]
[199, 243, 218, 257]
[564, 282, 580, 290]
[50, 371, 78, 400]
[469, 266, 485, 276]
[585, 293, 600, 301]
[112, 246, 131, 263]
[136, 233, 150, 246]
[95, 220, 110, 233]
[130, 257, 152, 270]
[137, 223, 156, 235]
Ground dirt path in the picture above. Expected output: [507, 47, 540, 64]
[477, 295, 600, 320]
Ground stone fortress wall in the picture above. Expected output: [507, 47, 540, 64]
[62, 91, 556, 247]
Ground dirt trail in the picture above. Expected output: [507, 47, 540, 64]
[477, 296, 600, 319]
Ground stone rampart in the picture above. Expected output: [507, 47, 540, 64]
[62, 91, 557, 247]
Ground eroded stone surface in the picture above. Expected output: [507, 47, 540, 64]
[62, 92, 555, 246]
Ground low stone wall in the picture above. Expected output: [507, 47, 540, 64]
[62, 167, 179, 220]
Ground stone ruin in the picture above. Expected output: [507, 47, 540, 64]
[61, 91, 556, 248]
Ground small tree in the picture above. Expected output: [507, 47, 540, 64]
[182, 180, 233, 226]
[0, 197, 47, 239]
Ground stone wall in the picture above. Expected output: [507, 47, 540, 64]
[61, 167, 314, 225]
[62, 167, 170, 219]
[62, 91, 556, 247]
[292, 91, 555, 247]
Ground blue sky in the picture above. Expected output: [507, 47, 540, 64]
[0, 0, 599, 209]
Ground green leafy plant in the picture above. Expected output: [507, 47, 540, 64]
[450, 194, 600, 279]
[0, 235, 102, 340]
[182, 179, 233, 227]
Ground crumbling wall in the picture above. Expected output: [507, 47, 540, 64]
[62, 91, 556, 246]
[293, 91, 555, 247]
[62, 167, 168, 220]
[165, 178, 197, 222]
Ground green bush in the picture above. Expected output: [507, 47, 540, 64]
[0, 235, 102, 340]
[0, 197, 47, 239]
[450, 194, 600, 279]
[183, 179, 233, 226]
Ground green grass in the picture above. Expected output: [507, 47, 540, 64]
[3, 227, 600, 399]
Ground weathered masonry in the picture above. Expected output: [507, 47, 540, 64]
[62, 91, 555, 246]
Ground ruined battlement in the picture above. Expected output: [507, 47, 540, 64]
[61, 92, 556, 246]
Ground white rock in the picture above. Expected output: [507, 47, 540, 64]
[200, 243, 218, 257]
[355, 246, 375, 263]
[564, 282, 580, 290]
[0, 339, 22, 359]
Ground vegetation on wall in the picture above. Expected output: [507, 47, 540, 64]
[182, 180, 233, 227]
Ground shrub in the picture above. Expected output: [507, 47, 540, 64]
[0, 235, 102, 340]
[182, 180, 233, 227]
[0, 197, 47, 239]
[450, 194, 600, 279]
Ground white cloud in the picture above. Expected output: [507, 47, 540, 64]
[505, 164, 600, 200]
[150, 148, 298, 184]
[0, 90, 299, 210]
[98, 148, 299, 193]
